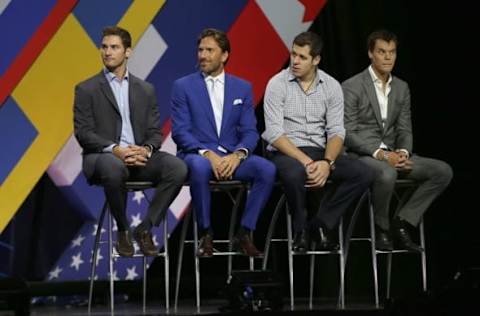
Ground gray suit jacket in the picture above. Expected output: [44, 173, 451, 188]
[73, 71, 163, 181]
[342, 68, 412, 156]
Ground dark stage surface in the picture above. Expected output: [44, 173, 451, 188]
[23, 296, 480, 316]
[28, 299, 381, 316]
[4, 270, 479, 316]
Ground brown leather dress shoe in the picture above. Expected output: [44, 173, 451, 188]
[197, 233, 214, 257]
[232, 234, 263, 257]
[133, 228, 159, 256]
[116, 230, 134, 257]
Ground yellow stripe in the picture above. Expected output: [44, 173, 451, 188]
[118, 0, 166, 47]
[0, 15, 99, 231]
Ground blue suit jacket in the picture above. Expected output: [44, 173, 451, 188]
[171, 71, 259, 158]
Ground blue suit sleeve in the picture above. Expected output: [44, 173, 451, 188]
[234, 83, 259, 152]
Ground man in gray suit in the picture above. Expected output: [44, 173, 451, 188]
[74, 26, 187, 257]
[342, 30, 453, 251]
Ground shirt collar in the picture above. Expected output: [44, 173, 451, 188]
[203, 70, 225, 85]
[287, 67, 323, 85]
[368, 65, 391, 85]
[104, 67, 129, 82]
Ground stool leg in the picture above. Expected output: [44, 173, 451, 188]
[88, 201, 108, 314]
[420, 219, 427, 292]
[386, 252, 392, 300]
[338, 219, 345, 309]
[141, 190, 150, 314]
[227, 188, 244, 276]
[286, 210, 295, 310]
[108, 212, 114, 312]
[249, 230, 254, 271]
[369, 199, 380, 308]
[262, 194, 286, 270]
[342, 191, 368, 263]
[143, 256, 147, 313]
[174, 209, 190, 311]
[309, 251, 315, 310]
[193, 211, 201, 312]
[164, 214, 170, 312]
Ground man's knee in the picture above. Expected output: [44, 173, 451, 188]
[96, 156, 127, 185]
[277, 164, 306, 187]
[186, 155, 212, 182]
[435, 161, 453, 185]
[375, 165, 397, 187]
[254, 158, 276, 183]
[171, 157, 188, 184]
[351, 160, 377, 185]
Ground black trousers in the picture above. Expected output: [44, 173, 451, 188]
[270, 147, 375, 233]
[90, 151, 188, 231]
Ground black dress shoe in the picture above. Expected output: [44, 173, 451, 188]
[375, 226, 394, 251]
[310, 227, 339, 251]
[392, 219, 424, 252]
[116, 230, 134, 257]
[232, 234, 263, 257]
[197, 233, 214, 257]
[133, 227, 159, 256]
[292, 230, 308, 253]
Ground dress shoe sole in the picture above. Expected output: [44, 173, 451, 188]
[375, 242, 394, 251]
[292, 247, 307, 253]
[115, 246, 134, 257]
[196, 251, 213, 257]
[232, 241, 263, 257]
[133, 232, 160, 257]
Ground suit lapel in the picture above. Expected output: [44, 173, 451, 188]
[99, 72, 120, 114]
[128, 74, 138, 139]
[385, 78, 397, 129]
[362, 70, 384, 129]
[196, 73, 218, 135]
[219, 74, 232, 137]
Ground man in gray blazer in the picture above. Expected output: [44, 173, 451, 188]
[342, 30, 453, 251]
[74, 26, 187, 257]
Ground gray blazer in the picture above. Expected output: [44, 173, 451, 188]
[342, 68, 413, 156]
[73, 71, 163, 181]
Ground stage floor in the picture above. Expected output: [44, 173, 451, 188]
[28, 298, 385, 316]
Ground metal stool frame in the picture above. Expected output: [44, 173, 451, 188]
[88, 181, 170, 314]
[261, 183, 368, 310]
[174, 180, 257, 312]
[351, 179, 427, 308]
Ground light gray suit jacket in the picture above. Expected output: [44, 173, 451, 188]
[73, 71, 163, 181]
[342, 68, 413, 156]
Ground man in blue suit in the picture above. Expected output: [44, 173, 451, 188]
[171, 28, 276, 257]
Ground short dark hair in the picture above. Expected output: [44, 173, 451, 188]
[197, 28, 231, 54]
[102, 26, 132, 49]
[367, 30, 398, 52]
[293, 31, 323, 58]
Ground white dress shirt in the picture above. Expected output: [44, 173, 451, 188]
[205, 71, 225, 136]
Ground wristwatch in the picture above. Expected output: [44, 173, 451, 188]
[321, 158, 336, 171]
[234, 151, 247, 162]
[144, 145, 153, 158]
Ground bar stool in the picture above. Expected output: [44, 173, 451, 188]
[370, 179, 427, 307]
[174, 180, 258, 312]
[350, 179, 426, 308]
[261, 183, 368, 310]
[87, 181, 170, 314]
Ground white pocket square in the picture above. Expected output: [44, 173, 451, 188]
[233, 98, 243, 105]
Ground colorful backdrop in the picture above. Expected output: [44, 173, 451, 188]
[0, 0, 326, 281]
